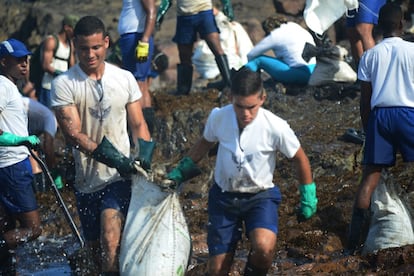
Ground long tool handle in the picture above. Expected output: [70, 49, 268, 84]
[29, 149, 85, 248]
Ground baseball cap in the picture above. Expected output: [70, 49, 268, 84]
[63, 14, 80, 28]
[0, 38, 32, 58]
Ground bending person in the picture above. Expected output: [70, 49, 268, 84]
[245, 14, 316, 85]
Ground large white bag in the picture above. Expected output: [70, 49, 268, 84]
[192, 11, 253, 79]
[362, 171, 414, 255]
[304, 0, 359, 35]
[119, 176, 192, 276]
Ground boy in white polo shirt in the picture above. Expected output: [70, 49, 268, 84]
[165, 66, 318, 275]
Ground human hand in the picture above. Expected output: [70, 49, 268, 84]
[161, 157, 201, 190]
[222, 0, 234, 21]
[135, 41, 149, 63]
[0, 132, 40, 148]
[299, 182, 318, 219]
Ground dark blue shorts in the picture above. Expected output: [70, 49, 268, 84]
[75, 180, 131, 241]
[207, 183, 281, 256]
[173, 9, 219, 44]
[119, 33, 154, 81]
[346, 0, 386, 27]
[363, 107, 414, 166]
[0, 157, 38, 213]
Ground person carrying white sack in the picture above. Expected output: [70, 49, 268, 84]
[244, 14, 316, 85]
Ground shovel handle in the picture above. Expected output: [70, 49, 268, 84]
[29, 149, 85, 248]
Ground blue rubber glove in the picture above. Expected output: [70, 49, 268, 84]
[299, 182, 318, 219]
[221, 0, 234, 21]
[137, 138, 155, 172]
[156, 0, 172, 30]
[0, 132, 40, 148]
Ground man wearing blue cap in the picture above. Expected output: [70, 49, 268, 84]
[0, 38, 41, 270]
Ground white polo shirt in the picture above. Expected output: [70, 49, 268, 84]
[204, 104, 300, 193]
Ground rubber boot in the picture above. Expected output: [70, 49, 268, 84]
[0, 237, 10, 264]
[346, 207, 370, 254]
[142, 107, 155, 134]
[207, 54, 232, 90]
[176, 64, 193, 95]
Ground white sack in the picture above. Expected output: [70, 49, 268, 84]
[304, 0, 359, 35]
[362, 171, 414, 255]
[192, 11, 253, 79]
[120, 176, 191, 276]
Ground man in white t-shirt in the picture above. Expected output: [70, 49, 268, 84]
[164, 67, 318, 275]
[0, 38, 41, 271]
[51, 16, 154, 274]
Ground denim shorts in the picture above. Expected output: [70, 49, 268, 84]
[173, 9, 219, 44]
[346, 0, 386, 26]
[0, 157, 38, 213]
[363, 107, 414, 166]
[118, 33, 154, 81]
[75, 179, 131, 241]
[207, 183, 281, 256]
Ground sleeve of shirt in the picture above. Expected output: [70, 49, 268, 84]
[51, 75, 74, 107]
[125, 70, 142, 103]
[203, 107, 220, 143]
[247, 32, 277, 61]
[357, 51, 371, 82]
[271, 116, 301, 159]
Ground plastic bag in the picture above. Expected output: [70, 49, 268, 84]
[304, 0, 359, 35]
[362, 171, 414, 255]
[306, 44, 356, 86]
[119, 176, 191, 276]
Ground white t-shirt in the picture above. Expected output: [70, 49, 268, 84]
[203, 104, 300, 193]
[118, 0, 147, 35]
[51, 62, 141, 193]
[0, 75, 30, 168]
[358, 37, 414, 109]
[247, 22, 316, 68]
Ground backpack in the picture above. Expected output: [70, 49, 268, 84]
[29, 34, 59, 91]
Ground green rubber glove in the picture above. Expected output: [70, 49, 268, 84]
[92, 136, 136, 177]
[221, 0, 234, 21]
[53, 69, 64, 77]
[137, 138, 155, 172]
[156, 0, 172, 30]
[0, 132, 40, 148]
[135, 41, 149, 63]
[299, 182, 318, 219]
[163, 156, 201, 189]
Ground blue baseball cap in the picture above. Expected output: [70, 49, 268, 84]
[0, 38, 32, 58]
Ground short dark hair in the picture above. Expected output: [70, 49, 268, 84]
[378, 3, 402, 34]
[74, 16, 106, 37]
[231, 66, 263, 96]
